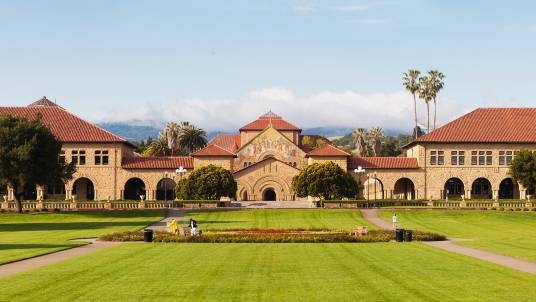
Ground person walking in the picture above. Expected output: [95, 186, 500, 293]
[392, 213, 398, 230]
[188, 218, 197, 236]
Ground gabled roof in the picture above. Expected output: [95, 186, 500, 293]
[306, 144, 350, 157]
[411, 108, 536, 145]
[348, 157, 419, 169]
[191, 144, 236, 157]
[240, 111, 301, 131]
[122, 156, 193, 169]
[0, 105, 130, 145]
[208, 134, 241, 153]
[233, 155, 299, 174]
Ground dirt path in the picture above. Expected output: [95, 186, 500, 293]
[359, 208, 536, 276]
[0, 210, 182, 278]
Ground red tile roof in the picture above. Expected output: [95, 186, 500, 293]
[208, 134, 241, 153]
[240, 111, 300, 131]
[0, 106, 129, 145]
[306, 144, 350, 157]
[122, 156, 193, 169]
[348, 157, 419, 169]
[191, 144, 236, 157]
[414, 108, 536, 144]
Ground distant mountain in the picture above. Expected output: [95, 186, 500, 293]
[98, 122, 406, 143]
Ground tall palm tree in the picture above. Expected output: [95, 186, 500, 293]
[368, 127, 384, 156]
[165, 122, 179, 155]
[418, 75, 433, 133]
[352, 128, 367, 156]
[427, 70, 445, 131]
[144, 132, 170, 156]
[178, 123, 208, 154]
[402, 69, 421, 138]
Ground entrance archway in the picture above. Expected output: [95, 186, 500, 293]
[444, 178, 464, 199]
[499, 178, 519, 199]
[364, 178, 384, 200]
[241, 190, 248, 201]
[471, 178, 492, 199]
[156, 178, 176, 201]
[263, 188, 276, 201]
[393, 178, 416, 200]
[22, 183, 37, 200]
[124, 178, 146, 200]
[72, 178, 95, 200]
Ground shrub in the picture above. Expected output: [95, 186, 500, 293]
[176, 165, 237, 200]
[292, 161, 358, 201]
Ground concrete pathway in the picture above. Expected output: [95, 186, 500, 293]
[236, 200, 314, 209]
[0, 239, 120, 278]
[359, 208, 536, 276]
[147, 209, 185, 231]
[0, 210, 182, 278]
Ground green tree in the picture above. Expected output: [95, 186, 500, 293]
[352, 128, 367, 156]
[368, 127, 384, 156]
[178, 122, 207, 154]
[143, 132, 170, 156]
[165, 122, 180, 155]
[175, 165, 237, 200]
[402, 69, 421, 138]
[292, 161, 358, 202]
[427, 70, 445, 131]
[418, 75, 433, 133]
[510, 150, 536, 195]
[0, 115, 75, 213]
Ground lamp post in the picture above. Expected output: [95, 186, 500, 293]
[176, 166, 188, 179]
[354, 166, 366, 200]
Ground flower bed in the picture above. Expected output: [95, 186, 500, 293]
[99, 229, 446, 243]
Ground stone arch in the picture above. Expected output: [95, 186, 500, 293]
[263, 188, 277, 201]
[22, 182, 37, 200]
[393, 178, 416, 200]
[72, 177, 95, 200]
[237, 181, 254, 201]
[444, 178, 464, 199]
[124, 178, 146, 200]
[156, 178, 176, 201]
[499, 178, 519, 199]
[252, 175, 291, 201]
[471, 177, 492, 199]
[364, 177, 384, 200]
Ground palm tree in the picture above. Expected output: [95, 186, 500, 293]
[165, 122, 180, 155]
[368, 127, 384, 156]
[402, 69, 421, 138]
[144, 132, 170, 156]
[418, 75, 433, 133]
[178, 123, 207, 154]
[352, 128, 367, 156]
[427, 70, 445, 131]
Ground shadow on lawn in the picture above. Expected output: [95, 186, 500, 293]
[0, 221, 157, 232]
[0, 243, 76, 250]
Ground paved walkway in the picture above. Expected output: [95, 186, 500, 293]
[236, 201, 314, 208]
[0, 239, 121, 278]
[147, 209, 186, 231]
[0, 210, 182, 278]
[359, 208, 536, 276]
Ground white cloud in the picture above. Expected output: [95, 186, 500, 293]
[91, 88, 467, 133]
[332, 5, 370, 11]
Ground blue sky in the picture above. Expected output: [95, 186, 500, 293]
[1, 1, 535, 131]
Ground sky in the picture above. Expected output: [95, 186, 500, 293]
[1, 0, 535, 132]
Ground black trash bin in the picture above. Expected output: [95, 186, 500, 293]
[404, 230, 413, 242]
[395, 228, 404, 242]
[143, 229, 154, 242]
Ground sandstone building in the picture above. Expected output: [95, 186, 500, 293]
[0, 97, 532, 202]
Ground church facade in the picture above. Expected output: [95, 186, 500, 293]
[1, 97, 534, 202]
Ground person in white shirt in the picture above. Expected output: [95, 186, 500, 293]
[189, 218, 197, 236]
[392, 213, 398, 229]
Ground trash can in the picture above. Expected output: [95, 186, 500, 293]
[143, 229, 154, 242]
[395, 228, 404, 242]
[404, 230, 413, 242]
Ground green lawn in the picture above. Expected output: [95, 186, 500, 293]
[0, 211, 164, 264]
[1, 243, 536, 302]
[380, 210, 536, 261]
[182, 209, 375, 230]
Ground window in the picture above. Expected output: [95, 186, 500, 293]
[430, 151, 444, 165]
[472, 150, 492, 166]
[71, 150, 86, 165]
[499, 151, 513, 165]
[451, 151, 465, 165]
[95, 150, 109, 165]
[59, 150, 65, 163]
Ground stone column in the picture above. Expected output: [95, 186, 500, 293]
[465, 190, 471, 200]
[37, 185, 45, 201]
[7, 184, 14, 201]
[520, 189, 527, 200]
[493, 190, 499, 201]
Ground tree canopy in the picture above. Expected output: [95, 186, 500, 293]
[175, 164, 237, 200]
[292, 161, 358, 201]
[0, 114, 75, 212]
[509, 150, 536, 194]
